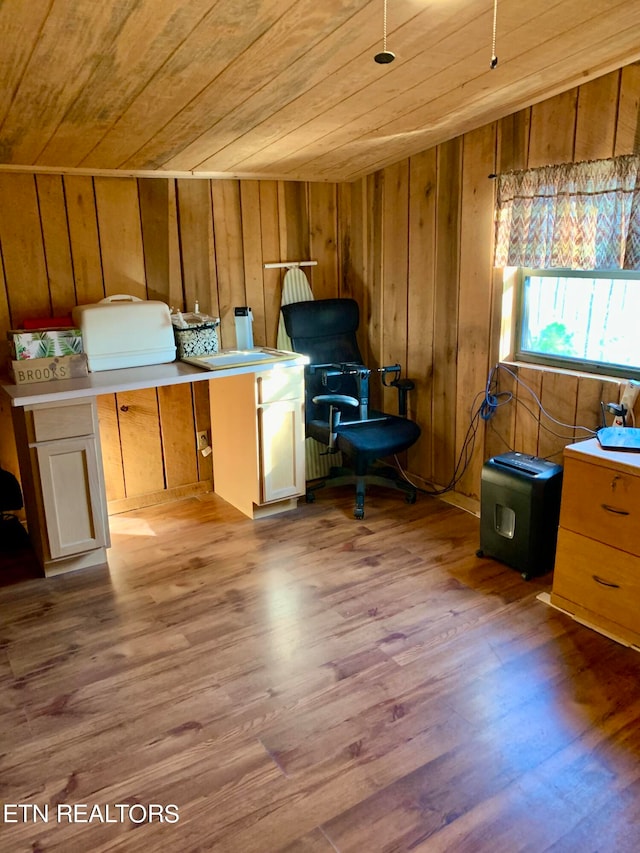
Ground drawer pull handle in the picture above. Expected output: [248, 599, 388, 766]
[592, 575, 620, 589]
[120, 405, 129, 413]
[601, 503, 629, 516]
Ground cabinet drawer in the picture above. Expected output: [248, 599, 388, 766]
[553, 528, 640, 634]
[560, 457, 639, 556]
[256, 367, 303, 404]
[29, 401, 95, 442]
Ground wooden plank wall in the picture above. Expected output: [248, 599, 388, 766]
[339, 62, 640, 505]
[1, 62, 638, 515]
[0, 176, 339, 512]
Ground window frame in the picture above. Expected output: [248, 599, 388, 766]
[514, 267, 640, 381]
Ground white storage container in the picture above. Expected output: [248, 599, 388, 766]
[72, 295, 176, 372]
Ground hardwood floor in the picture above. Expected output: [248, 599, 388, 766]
[1, 489, 639, 852]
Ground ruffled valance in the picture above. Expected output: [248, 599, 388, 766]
[494, 154, 640, 270]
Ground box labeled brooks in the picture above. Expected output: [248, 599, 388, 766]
[10, 354, 89, 384]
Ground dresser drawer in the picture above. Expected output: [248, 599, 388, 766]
[553, 528, 640, 634]
[559, 457, 639, 557]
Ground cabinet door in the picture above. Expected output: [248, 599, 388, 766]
[36, 437, 108, 558]
[259, 399, 305, 502]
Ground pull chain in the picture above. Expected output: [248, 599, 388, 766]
[383, 0, 388, 52]
[374, 0, 395, 64]
[490, 0, 498, 69]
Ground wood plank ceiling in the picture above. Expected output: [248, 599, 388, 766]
[1, 0, 639, 183]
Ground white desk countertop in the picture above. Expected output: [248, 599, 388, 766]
[2, 351, 307, 408]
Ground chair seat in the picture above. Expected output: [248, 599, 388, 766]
[309, 409, 421, 467]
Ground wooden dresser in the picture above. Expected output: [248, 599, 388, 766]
[550, 438, 640, 648]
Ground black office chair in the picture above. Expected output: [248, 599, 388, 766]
[281, 298, 421, 519]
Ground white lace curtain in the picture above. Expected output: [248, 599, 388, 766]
[494, 154, 640, 270]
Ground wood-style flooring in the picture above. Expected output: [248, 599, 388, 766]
[1, 489, 639, 852]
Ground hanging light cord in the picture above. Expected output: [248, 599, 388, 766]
[374, 0, 395, 64]
[383, 0, 388, 52]
[490, 0, 498, 68]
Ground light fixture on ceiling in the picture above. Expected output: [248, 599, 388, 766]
[374, 0, 395, 64]
[490, 0, 499, 69]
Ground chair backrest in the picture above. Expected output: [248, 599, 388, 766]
[282, 298, 363, 362]
[282, 298, 365, 421]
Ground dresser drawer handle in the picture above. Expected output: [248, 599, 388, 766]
[592, 575, 621, 589]
[601, 503, 630, 516]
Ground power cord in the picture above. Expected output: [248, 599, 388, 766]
[480, 363, 513, 420]
[394, 385, 489, 496]
[497, 363, 597, 436]
[392, 362, 597, 495]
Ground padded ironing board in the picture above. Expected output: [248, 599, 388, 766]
[277, 267, 314, 350]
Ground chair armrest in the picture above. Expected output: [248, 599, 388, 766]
[312, 394, 359, 407]
[391, 378, 415, 392]
[390, 378, 415, 417]
[311, 394, 358, 451]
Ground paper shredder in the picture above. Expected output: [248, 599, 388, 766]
[477, 451, 563, 579]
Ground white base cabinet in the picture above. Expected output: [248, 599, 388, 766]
[12, 398, 110, 576]
[209, 366, 305, 518]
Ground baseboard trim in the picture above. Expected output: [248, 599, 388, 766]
[438, 490, 480, 517]
[408, 472, 480, 517]
[108, 481, 213, 515]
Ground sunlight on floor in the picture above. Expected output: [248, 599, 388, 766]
[109, 516, 157, 538]
[267, 579, 304, 661]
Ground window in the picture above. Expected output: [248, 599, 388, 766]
[515, 269, 640, 379]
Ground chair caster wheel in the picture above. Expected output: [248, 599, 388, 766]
[405, 492, 417, 504]
[305, 492, 315, 503]
[475, 549, 484, 558]
[354, 507, 365, 520]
